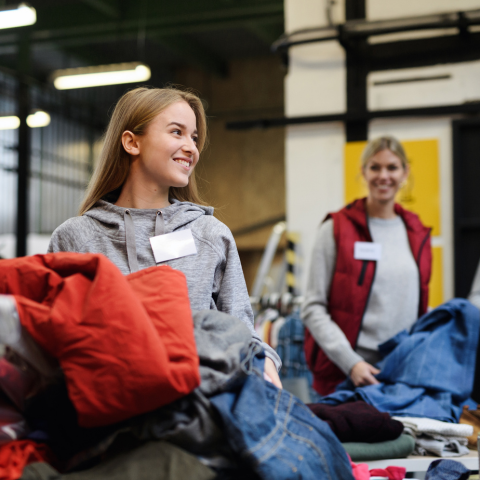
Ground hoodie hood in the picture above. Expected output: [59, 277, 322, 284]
[84, 197, 214, 274]
[84, 198, 214, 234]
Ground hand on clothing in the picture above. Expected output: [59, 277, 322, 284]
[350, 361, 380, 387]
[264, 357, 283, 389]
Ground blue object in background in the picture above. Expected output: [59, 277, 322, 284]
[425, 459, 470, 480]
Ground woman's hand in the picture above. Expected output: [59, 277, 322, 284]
[264, 357, 283, 389]
[350, 361, 380, 387]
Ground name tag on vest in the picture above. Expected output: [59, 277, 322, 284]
[354, 241, 382, 261]
[150, 229, 197, 263]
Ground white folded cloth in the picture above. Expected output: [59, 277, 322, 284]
[392, 416, 473, 438]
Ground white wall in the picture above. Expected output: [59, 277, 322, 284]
[286, 123, 345, 290]
[284, 0, 477, 297]
[0, 234, 51, 259]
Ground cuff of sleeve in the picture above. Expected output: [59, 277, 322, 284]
[251, 337, 282, 371]
[264, 346, 282, 372]
[338, 351, 364, 377]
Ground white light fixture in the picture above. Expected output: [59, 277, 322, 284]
[52, 62, 151, 90]
[0, 116, 20, 130]
[27, 110, 50, 128]
[0, 111, 50, 130]
[0, 3, 36, 30]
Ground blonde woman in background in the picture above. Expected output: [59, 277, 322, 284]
[48, 86, 282, 387]
[302, 136, 432, 396]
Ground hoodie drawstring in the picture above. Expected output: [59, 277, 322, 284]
[155, 211, 165, 236]
[124, 210, 139, 274]
[124, 210, 166, 274]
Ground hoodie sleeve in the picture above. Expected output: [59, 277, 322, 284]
[48, 219, 83, 253]
[212, 224, 282, 371]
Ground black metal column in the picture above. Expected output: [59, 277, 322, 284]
[15, 34, 31, 258]
[344, 0, 368, 142]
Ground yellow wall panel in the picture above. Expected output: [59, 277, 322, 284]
[430, 246, 443, 309]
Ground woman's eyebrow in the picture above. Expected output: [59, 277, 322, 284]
[167, 121, 198, 134]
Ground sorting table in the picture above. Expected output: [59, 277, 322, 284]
[365, 451, 479, 473]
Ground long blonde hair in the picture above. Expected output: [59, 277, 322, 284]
[79, 87, 208, 215]
[361, 136, 408, 169]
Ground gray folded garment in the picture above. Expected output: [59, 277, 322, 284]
[413, 435, 470, 457]
[400, 425, 471, 457]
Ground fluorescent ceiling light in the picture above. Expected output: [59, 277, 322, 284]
[27, 111, 50, 128]
[0, 3, 36, 30]
[52, 63, 151, 90]
[0, 116, 20, 130]
[0, 111, 50, 130]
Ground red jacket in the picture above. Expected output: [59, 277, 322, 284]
[304, 198, 431, 395]
[0, 253, 200, 427]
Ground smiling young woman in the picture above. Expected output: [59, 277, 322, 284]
[48, 86, 282, 387]
[302, 136, 432, 396]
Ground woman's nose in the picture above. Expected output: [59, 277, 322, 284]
[182, 137, 197, 153]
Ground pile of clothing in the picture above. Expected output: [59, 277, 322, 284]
[307, 401, 415, 462]
[0, 253, 355, 480]
[320, 299, 479, 449]
[392, 417, 473, 457]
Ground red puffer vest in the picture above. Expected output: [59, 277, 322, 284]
[304, 198, 432, 396]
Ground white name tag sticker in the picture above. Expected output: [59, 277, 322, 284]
[354, 241, 382, 261]
[149, 229, 197, 263]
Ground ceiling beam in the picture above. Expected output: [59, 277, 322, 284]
[153, 35, 227, 77]
[0, 3, 283, 46]
[247, 21, 284, 46]
[81, 0, 120, 19]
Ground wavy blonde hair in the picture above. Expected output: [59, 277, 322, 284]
[361, 136, 408, 169]
[79, 86, 207, 215]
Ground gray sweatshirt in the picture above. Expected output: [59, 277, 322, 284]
[47, 197, 281, 370]
[301, 216, 419, 375]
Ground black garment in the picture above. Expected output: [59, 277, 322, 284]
[25, 381, 120, 463]
[307, 400, 404, 443]
[20, 441, 215, 480]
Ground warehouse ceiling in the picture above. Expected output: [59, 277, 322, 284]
[0, 0, 284, 84]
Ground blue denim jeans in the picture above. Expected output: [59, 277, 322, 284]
[210, 352, 354, 480]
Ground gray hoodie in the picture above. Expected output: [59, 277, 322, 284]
[47, 197, 281, 370]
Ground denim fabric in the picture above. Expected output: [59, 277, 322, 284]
[210, 355, 354, 480]
[276, 312, 320, 402]
[321, 299, 480, 422]
[425, 459, 471, 480]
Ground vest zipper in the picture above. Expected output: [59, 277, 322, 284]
[357, 260, 368, 286]
[354, 212, 377, 347]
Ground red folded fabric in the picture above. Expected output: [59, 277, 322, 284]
[370, 467, 406, 479]
[349, 456, 406, 480]
[0, 440, 51, 480]
[0, 253, 200, 427]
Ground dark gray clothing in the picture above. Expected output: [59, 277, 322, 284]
[47, 198, 280, 369]
[21, 442, 216, 480]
